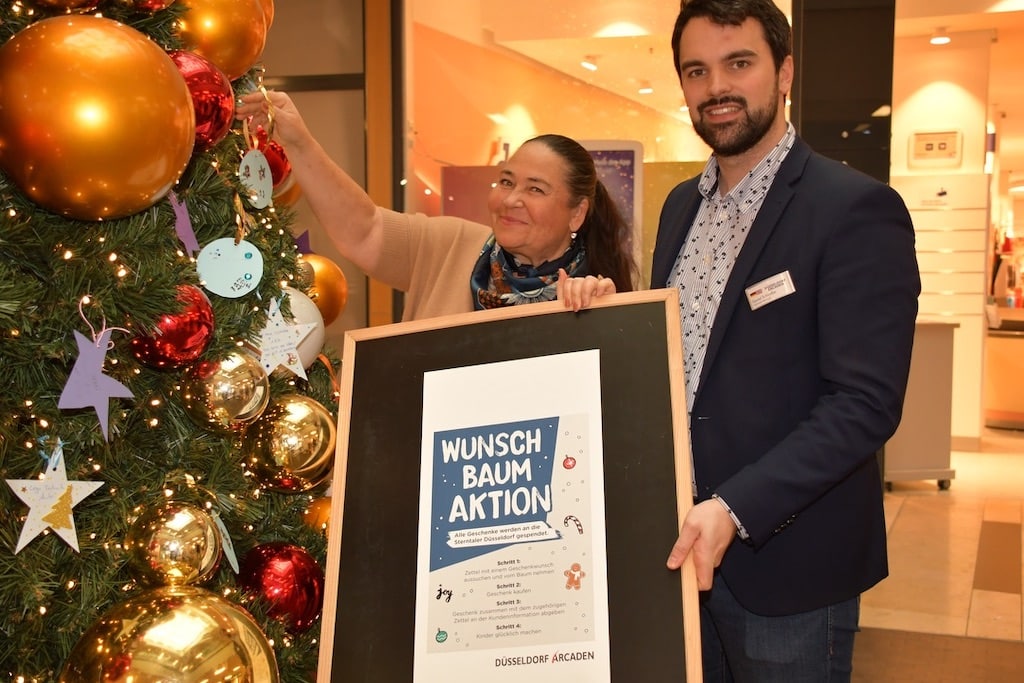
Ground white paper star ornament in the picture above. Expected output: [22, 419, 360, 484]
[6, 445, 104, 553]
[258, 297, 317, 379]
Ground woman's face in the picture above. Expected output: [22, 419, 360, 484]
[487, 141, 588, 266]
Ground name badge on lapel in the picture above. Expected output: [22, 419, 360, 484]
[745, 271, 796, 311]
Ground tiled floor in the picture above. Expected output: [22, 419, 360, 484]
[862, 428, 1024, 642]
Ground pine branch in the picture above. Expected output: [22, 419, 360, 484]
[0, 4, 340, 679]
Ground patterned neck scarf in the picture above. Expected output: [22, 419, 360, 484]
[470, 235, 587, 310]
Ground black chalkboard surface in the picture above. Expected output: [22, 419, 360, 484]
[316, 289, 700, 682]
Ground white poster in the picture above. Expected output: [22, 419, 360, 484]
[413, 350, 610, 681]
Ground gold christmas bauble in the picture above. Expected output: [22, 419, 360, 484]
[241, 394, 336, 493]
[124, 500, 222, 587]
[181, 350, 270, 433]
[298, 253, 348, 325]
[259, 0, 275, 28]
[302, 496, 332, 535]
[60, 586, 279, 682]
[0, 15, 195, 221]
[178, 0, 268, 81]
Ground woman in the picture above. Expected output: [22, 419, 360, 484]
[235, 90, 637, 318]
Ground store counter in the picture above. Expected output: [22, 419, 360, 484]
[884, 320, 957, 489]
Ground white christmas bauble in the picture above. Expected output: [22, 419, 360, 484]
[284, 287, 326, 369]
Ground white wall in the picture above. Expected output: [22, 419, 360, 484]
[891, 30, 992, 446]
[260, 0, 366, 352]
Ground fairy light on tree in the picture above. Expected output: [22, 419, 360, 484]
[0, 2, 342, 681]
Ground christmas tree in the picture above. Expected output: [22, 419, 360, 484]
[0, 2, 338, 680]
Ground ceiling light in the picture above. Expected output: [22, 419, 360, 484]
[930, 28, 951, 46]
[637, 80, 653, 95]
[580, 55, 598, 71]
[595, 22, 648, 38]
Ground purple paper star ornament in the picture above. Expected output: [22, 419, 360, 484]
[58, 329, 134, 440]
[170, 191, 201, 257]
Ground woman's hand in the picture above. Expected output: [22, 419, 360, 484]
[234, 89, 384, 272]
[234, 89, 310, 150]
[556, 268, 617, 312]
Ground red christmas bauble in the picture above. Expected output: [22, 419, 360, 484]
[169, 50, 235, 152]
[130, 284, 215, 369]
[256, 127, 291, 188]
[134, 0, 175, 10]
[238, 542, 324, 633]
[28, 0, 99, 9]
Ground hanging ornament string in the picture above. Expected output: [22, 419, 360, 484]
[36, 435, 64, 468]
[233, 192, 258, 244]
[317, 354, 341, 395]
[57, 295, 135, 441]
[250, 64, 271, 138]
[78, 295, 131, 349]
[258, 84, 275, 142]
[240, 92, 274, 157]
[239, 63, 269, 150]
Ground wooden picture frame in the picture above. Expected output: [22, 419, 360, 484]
[316, 289, 701, 681]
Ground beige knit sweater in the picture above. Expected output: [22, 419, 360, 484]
[369, 208, 492, 321]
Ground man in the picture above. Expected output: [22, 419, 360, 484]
[655, 1, 920, 681]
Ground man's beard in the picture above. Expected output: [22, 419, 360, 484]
[692, 88, 780, 157]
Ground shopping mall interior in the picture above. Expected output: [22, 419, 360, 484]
[848, 426, 1024, 680]
[261, 1, 1024, 678]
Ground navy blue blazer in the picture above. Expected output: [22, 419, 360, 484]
[652, 137, 921, 616]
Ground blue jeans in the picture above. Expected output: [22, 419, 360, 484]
[700, 573, 859, 683]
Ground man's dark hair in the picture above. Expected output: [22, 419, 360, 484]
[671, 0, 793, 78]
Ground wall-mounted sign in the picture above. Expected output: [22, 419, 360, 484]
[909, 130, 963, 169]
[580, 140, 644, 273]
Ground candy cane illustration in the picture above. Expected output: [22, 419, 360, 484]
[563, 515, 584, 534]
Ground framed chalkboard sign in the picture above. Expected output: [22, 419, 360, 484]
[316, 289, 700, 682]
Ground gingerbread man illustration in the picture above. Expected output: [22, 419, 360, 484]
[564, 562, 585, 590]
